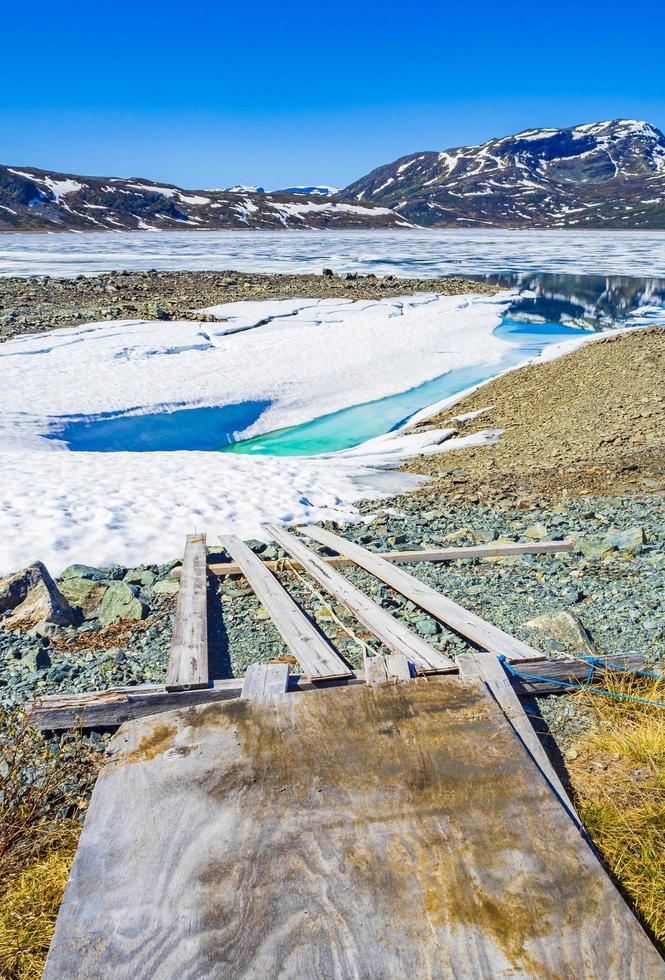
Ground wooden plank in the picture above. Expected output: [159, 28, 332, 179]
[44, 679, 664, 978]
[365, 653, 411, 686]
[220, 534, 352, 681]
[172, 539, 574, 578]
[165, 533, 208, 691]
[458, 651, 579, 822]
[265, 525, 455, 674]
[26, 652, 646, 730]
[506, 650, 645, 696]
[303, 524, 542, 662]
[241, 662, 289, 700]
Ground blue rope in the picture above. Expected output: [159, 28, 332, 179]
[499, 655, 665, 709]
[577, 655, 665, 681]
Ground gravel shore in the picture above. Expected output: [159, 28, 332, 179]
[0, 269, 500, 341]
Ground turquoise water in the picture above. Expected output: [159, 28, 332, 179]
[220, 318, 587, 457]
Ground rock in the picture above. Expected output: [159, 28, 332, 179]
[245, 539, 267, 554]
[98, 582, 145, 625]
[579, 538, 613, 560]
[322, 268, 334, 277]
[415, 618, 439, 636]
[60, 564, 106, 581]
[603, 526, 645, 552]
[152, 579, 180, 596]
[0, 561, 79, 630]
[59, 576, 110, 613]
[22, 647, 52, 671]
[524, 523, 549, 540]
[524, 610, 598, 655]
[31, 622, 68, 640]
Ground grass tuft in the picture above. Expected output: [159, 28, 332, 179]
[0, 706, 102, 979]
[567, 671, 665, 948]
[0, 823, 81, 979]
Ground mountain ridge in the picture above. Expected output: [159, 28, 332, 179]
[341, 119, 665, 228]
[0, 167, 407, 232]
[3, 120, 665, 232]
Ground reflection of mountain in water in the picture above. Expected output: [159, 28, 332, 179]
[485, 273, 665, 328]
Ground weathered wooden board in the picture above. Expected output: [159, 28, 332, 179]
[220, 534, 352, 680]
[303, 524, 543, 662]
[27, 651, 646, 730]
[165, 533, 208, 691]
[266, 524, 455, 673]
[241, 662, 290, 699]
[173, 539, 573, 578]
[365, 653, 412, 685]
[45, 679, 663, 978]
[458, 651, 579, 822]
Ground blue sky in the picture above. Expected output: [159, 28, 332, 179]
[2, 0, 663, 188]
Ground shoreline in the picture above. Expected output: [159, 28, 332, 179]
[0, 269, 500, 341]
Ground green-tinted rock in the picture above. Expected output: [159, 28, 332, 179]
[60, 564, 106, 581]
[152, 579, 180, 596]
[524, 523, 549, 540]
[415, 618, 439, 636]
[604, 527, 645, 552]
[524, 610, 597, 655]
[99, 582, 145, 625]
[59, 577, 110, 613]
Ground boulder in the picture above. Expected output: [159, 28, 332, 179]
[524, 523, 549, 540]
[123, 567, 156, 587]
[98, 582, 145, 625]
[60, 563, 106, 581]
[603, 526, 645, 552]
[0, 561, 79, 631]
[152, 579, 180, 596]
[58, 576, 111, 614]
[524, 610, 598, 656]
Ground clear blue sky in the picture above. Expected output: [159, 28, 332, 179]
[2, 0, 663, 189]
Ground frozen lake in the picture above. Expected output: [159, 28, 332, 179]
[1, 228, 664, 278]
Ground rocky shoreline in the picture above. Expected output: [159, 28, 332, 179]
[0, 269, 500, 341]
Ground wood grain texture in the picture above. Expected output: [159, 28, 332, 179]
[365, 653, 412, 685]
[458, 651, 579, 823]
[173, 539, 573, 579]
[220, 534, 352, 680]
[303, 524, 543, 662]
[266, 525, 455, 674]
[45, 679, 664, 978]
[166, 534, 209, 691]
[241, 662, 289, 700]
[27, 652, 645, 730]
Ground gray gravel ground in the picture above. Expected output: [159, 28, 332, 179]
[1, 494, 661, 718]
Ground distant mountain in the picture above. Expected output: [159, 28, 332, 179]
[0, 168, 408, 231]
[341, 120, 665, 228]
[272, 185, 339, 196]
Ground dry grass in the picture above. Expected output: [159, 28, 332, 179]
[567, 672, 665, 949]
[0, 707, 101, 979]
[0, 824, 81, 979]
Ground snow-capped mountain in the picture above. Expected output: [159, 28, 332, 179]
[272, 185, 339, 196]
[341, 120, 665, 228]
[0, 168, 407, 231]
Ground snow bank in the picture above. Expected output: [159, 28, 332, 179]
[0, 293, 513, 573]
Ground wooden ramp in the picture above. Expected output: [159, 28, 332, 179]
[45, 668, 663, 978]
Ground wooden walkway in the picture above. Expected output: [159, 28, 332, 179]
[36, 527, 664, 975]
[44, 658, 663, 977]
